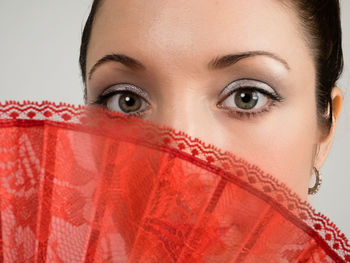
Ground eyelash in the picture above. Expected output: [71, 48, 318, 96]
[93, 91, 150, 117]
[223, 100, 278, 120]
[217, 87, 283, 120]
[91, 83, 284, 120]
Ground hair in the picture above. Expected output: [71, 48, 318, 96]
[79, 0, 343, 133]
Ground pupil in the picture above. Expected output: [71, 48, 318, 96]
[241, 93, 252, 103]
[119, 93, 142, 113]
[124, 96, 135, 106]
[235, 90, 259, 109]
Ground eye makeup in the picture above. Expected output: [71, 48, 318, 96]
[218, 79, 282, 101]
[90, 78, 285, 120]
[90, 83, 151, 117]
[216, 79, 285, 120]
[100, 83, 151, 101]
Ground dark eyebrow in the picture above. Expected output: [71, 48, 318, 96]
[88, 51, 290, 80]
[208, 51, 290, 71]
[88, 54, 146, 80]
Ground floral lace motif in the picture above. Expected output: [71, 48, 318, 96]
[0, 101, 349, 262]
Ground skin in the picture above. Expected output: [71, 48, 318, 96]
[85, 0, 343, 200]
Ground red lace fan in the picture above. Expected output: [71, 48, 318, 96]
[0, 101, 349, 262]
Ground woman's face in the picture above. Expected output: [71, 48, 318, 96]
[85, 0, 324, 199]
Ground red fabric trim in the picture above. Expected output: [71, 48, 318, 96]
[1, 100, 349, 262]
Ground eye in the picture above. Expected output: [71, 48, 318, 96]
[107, 91, 148, 114]
[217, 79, 284, 116]
[223, 89, 267, 110]
[93, 84, 151, 116]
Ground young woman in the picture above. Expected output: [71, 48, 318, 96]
[0, 0, 348, 261]
[79, 0, 344, 201]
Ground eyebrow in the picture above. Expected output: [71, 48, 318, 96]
[88, 51, 290, 80]
[208, 51, 290, 71]
[88, 54, 146, 80]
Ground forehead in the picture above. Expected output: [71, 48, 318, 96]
[87, 0, 309, 73]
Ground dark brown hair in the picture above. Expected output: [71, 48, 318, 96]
[79, 0, 343, 133]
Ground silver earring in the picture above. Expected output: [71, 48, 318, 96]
[308, 167, 322, 195]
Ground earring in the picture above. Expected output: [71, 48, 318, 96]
[308, 167, 322, 195]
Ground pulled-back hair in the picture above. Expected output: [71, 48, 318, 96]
[79, 0, 343, 133]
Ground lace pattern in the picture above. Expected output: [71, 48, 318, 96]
[0, 101, 349, 262]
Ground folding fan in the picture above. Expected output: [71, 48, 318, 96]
[0, 101, 349, 262]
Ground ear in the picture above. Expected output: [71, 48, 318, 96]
[314, 87, 343, 169]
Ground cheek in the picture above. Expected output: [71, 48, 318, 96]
[220, 97, 318, 200]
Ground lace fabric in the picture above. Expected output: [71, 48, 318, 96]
[0, 101, 349, 262]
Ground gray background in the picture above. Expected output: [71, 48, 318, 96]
[0, 0, 349, 237]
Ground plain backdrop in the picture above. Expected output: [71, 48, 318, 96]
[0, 0, 349, 237]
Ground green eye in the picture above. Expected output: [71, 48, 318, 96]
[104, 90, 150, 116]
[119, 92, 142, 113]
[219, 87, 269, 112]
[95, 84, 151, 117]
[234, 90, 259, 110]
[217, 79, 284, 118]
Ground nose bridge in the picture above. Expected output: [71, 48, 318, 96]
[148, 80, 228, 152]
[154, 84, 209, 137]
